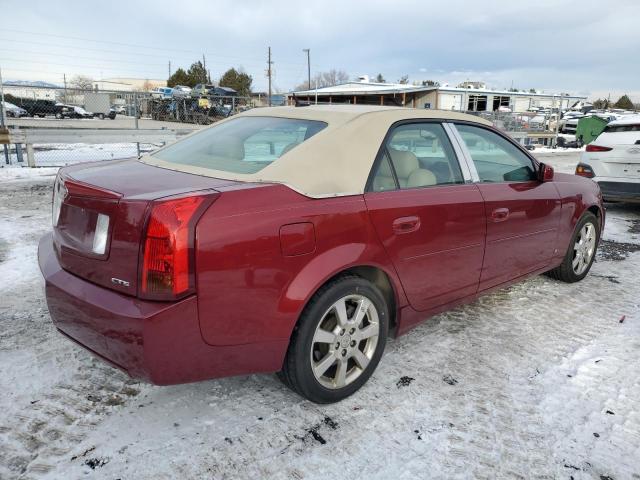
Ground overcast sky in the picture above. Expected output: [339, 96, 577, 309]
[2, 0, 639, 100]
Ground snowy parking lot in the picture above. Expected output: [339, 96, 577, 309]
[0, 152, 639, 479]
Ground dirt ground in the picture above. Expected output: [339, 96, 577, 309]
[0, 153, 639, 479]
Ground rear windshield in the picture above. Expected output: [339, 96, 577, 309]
[604, 124, 640, 133]
[152, 116, 327, 174]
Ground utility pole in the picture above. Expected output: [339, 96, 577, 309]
[267, 47, 273, 107]
[553, 95, 560, 148]
[0, 65, 9, 165]
[63, 73, 67, 102]
[202, 54, 207, 83]
[303, 48, 310, 90]
[168, 61, 171, 79]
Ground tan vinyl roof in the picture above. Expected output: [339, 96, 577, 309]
[141, 105, 492, 198]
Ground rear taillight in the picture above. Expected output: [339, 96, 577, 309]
[140, 193, 216, 300]
[585, 144, 612, 152]
[575, 163, 595, 178]
[52, 176, 66, 227]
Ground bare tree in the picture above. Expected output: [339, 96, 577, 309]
[294, 69, 349, 91]
[69, 75, 94, 92]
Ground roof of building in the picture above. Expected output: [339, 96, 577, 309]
[291, 82, 586, 99]
[142, 105, 491, 197]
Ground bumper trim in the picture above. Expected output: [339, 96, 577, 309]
[596, 180, 640, 203]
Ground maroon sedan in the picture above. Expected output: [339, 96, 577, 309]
[39, 106, 603, 403]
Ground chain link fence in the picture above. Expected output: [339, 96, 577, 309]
[1, 84, 255, 166]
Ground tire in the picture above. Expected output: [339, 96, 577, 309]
[98, 113, 105, 120]
[279, 275, 389, 403]
[546, 212, 599, 283]
[55, 113, 62, 119]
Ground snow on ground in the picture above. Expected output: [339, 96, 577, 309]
[533, 145, 586, 154]
[0, 153, 639, 479]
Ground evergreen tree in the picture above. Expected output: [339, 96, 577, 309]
[614, 94, 634, 110]
[187, 61, 208, 85]
[375, 73, 386, 83]
[167, 68, 190, 87]
[219, 68, 253, 96]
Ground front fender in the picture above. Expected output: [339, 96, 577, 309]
[552, 173, 605, 261]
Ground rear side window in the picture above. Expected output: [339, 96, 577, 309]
[369, 122, 464, 191]
[152, 116, 327, 174]
[455, 124, 536, 182]
[604, 124, 640, 133]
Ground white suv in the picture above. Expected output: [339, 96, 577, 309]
[577, 116, 640, 202]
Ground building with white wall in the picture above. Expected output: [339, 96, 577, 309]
[290, 81, 586, 113]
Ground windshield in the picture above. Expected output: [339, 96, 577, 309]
[152, 116, 327, 174]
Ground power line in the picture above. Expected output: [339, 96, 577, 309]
[0, 40, 311, 74]
[0, 29, 319, 68]
[0, 47, 169, 67]
[0, 58, 166, 77]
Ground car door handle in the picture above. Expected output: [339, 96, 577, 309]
[491, 207, 510, 222]
[392, 216, 421, 234]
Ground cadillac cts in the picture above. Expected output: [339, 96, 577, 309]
[39, 106, 604, 403]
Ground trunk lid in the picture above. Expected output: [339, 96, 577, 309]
[54, 159, 239, 296]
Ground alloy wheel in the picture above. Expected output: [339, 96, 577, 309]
[310, 294, 380, 389]
[572, 223, 596, 275]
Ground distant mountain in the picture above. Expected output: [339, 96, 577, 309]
[4, 80, 61, 88]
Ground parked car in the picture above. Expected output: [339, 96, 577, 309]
[92, 107, 116, 120]
[577, 115, 640, 202]
[2, 101, 28, 118]
[39, 106, 604, 403]
[6, 97, 56, 117]
[150, 87, 174, 99]
[113, 105, 126, 115]
[190, 84, 217, 97]
[560, 111, 584, 133]
[171, 85, 192, 98]
[54, 104, 93, 119]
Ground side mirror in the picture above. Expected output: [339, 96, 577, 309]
[538, 162, 554, 182]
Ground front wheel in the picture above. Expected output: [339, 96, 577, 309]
[546, 212, 599, 282]
[279, 276, 388, 403]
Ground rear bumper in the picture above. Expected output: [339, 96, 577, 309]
[38, 233, 287, 385]
[596, 179, 640, 202]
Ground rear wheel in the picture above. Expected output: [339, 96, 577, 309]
[547, 212, 599, 283]
[279, 276, 388, 403]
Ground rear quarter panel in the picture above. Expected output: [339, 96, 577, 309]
[195, 184, 406, 347]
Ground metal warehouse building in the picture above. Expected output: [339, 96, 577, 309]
[289, 80, 586, 113]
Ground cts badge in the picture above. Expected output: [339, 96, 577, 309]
[111, 277, 130, 288]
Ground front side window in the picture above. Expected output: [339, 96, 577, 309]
[369, 122, 464, 191]
[152, 116, 327, 174]
[455, 124, 536, 182]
